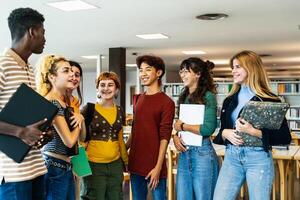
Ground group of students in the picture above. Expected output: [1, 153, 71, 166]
[0, 7, 292, 200]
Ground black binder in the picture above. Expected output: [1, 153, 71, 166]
[0, 83, 58, 163]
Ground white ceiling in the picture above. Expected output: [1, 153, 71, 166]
[1, 0, 300, 79]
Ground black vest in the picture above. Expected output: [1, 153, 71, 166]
[88, 106, 123, 142]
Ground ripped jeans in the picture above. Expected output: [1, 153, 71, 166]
[213, 145, 274, 200]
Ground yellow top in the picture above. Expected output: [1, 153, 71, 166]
[70, 96, 80, 113]
[86, 103, 128, 164]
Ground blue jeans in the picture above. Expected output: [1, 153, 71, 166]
[213, 145, 274, 200]
[44, 155, 75, 200]
[0, 175, 45, 200]
[130, 173, 166, 200]
[176, 138, 219, 200]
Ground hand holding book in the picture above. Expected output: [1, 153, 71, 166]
[20, 118, 48, 146]
[235, 118, 262, 138]
[33, 128, 54, 149]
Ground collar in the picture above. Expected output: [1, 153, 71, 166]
[3, 48, 29, 67]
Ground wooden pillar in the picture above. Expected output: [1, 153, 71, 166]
[109, 47, 126, 111]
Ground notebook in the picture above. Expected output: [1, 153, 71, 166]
[0, 83, 58, 163]
[178, 104, 205, 146]
[240, 101, 289, 130]
[71, 146, 92, 177]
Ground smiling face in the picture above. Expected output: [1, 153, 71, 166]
[232, 59, 248, 84]
[97, 79, 118, 100]
[71, 66, 81, 89]
[179, 68, 199, 89]
[139, 62, 162, 86]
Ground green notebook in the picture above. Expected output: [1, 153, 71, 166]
[71, 146, 92, 177]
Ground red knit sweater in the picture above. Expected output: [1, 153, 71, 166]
[128, 92, 175, 178]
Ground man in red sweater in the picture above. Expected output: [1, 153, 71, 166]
[127, 55, 175, 200]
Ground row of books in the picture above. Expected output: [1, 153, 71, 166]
[163, 85, 184, 96]
[288, 121, 300, 130]
[277, 83, 300, 94]
[286, 107, 300, 119]
[164, 82, 300, 96]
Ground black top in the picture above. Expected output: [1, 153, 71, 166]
[213, 91, 291, 151]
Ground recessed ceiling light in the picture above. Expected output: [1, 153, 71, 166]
[46, 0, 98, 12]
[182, 50, 206, 55]
[136, 33, 169, 40]
[211, 59, 228, 65]
[126, 64, 137, 67]
[81, 55, 103, 59]
[196, 13, 228, 20]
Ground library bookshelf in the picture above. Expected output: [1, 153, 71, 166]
[162, 81, 300, 132]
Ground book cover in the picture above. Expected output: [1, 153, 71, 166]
[71, 146, 92, 177]
[0, 83, 58, 163]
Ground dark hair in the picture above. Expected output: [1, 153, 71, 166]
[69, 60, 83, 104]
[136, 55, 165, 84]
[178, 57, 216, 105]
[8, 7, 44, 42]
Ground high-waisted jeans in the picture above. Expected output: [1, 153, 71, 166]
[176, 138, 219, 200]
[213, 145, 274, 200]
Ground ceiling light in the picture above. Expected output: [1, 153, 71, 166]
[126, 64, 137, 67]
[211, 59, 228, 65]
[196, 13, 228, 20]
[47, 0, 98, 12]
[182, 50, 206, 55]
[81, 55, 103, 59]
[136, 33, 169, 40]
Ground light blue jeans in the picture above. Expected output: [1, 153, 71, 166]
[213, 145, 274, 200]
[176, 138, 219, 200]
[130, 173, 166, 200]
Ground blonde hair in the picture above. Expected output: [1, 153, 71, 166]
[228, 50, 278, 100]
[35, 55, 68, 96]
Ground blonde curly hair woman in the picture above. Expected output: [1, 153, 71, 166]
[36, 55, 85, 200]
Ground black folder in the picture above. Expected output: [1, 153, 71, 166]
[0, 83, 58, 163]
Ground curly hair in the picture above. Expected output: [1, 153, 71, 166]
[8, 7, 44, 41]
[35, 55, 68, 96]
[178, 57, 216, 105]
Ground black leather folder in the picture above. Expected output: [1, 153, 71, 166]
[0, 83, 58, 163]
